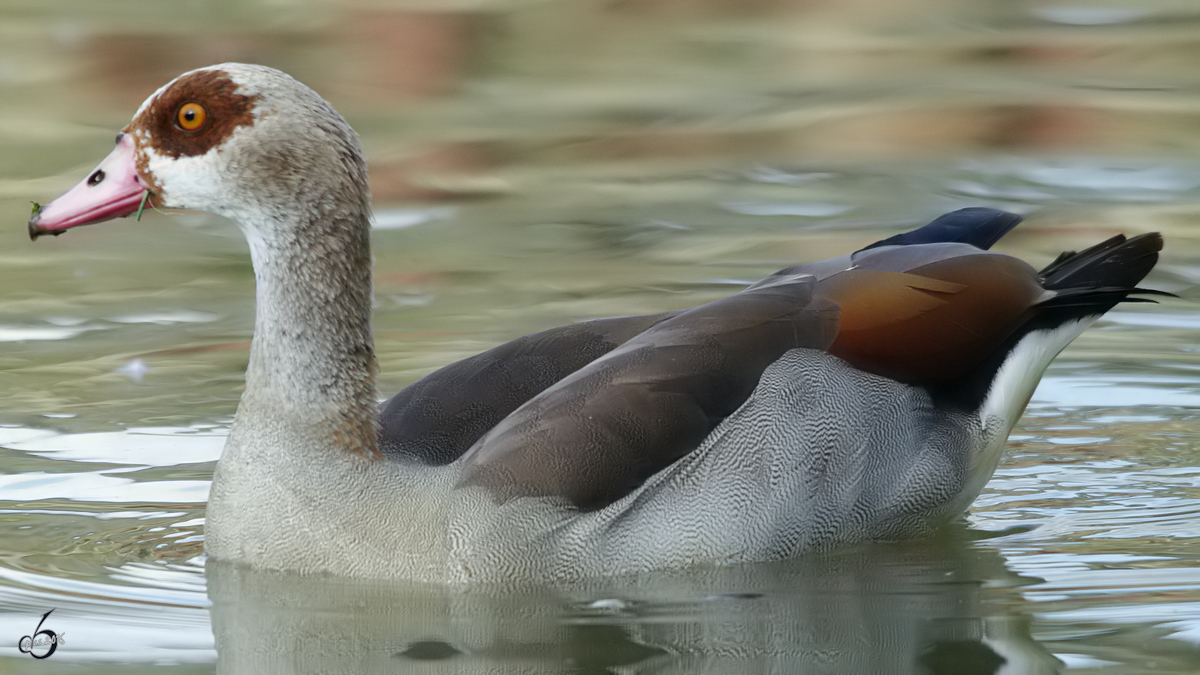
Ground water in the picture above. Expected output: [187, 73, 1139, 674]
[1, 0, 1200, 672]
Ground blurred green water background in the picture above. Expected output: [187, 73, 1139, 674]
[1, 0, 1200, 672]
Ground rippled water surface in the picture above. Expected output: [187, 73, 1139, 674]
[2, 0, 1200, 672]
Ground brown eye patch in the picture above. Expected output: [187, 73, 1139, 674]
[126, 68, 260, 160]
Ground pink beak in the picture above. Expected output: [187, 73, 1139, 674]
[29, 133, 149, 240]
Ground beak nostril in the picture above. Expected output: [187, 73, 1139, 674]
[88, 170, 106, 187]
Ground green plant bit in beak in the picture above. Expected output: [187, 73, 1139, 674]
[135, 190, 151, 222]
[30, 201, 41, 217]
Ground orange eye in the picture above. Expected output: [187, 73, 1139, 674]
[177, 102, 207, 131]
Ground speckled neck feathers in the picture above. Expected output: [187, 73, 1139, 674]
[233, 72, 379, 460]
[240, 176, 379, 460]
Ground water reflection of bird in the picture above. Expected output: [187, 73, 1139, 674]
[206, 533, 1063, 675]
[28, 63, 1163, 583]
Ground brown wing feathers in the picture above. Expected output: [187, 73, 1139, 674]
[458, 277, 839, 509]
[379, 208, 1160, 511]
[384, 210, 1034, 470]
[380, 312, 676, 464]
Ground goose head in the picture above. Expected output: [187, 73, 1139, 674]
[29, 64, 381, 459]
[28, 63, 370, 241]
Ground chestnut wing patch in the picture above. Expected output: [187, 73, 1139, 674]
[380, 312, 676, 465]
[458, 276, 839, 511]
[821, 254, 1046, 384]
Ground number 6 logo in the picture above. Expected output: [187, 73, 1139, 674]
[17, 609, 58, 659]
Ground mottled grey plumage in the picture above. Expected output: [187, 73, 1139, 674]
[30, 63, 1164, 584]
[578, 349, 989, 568]
[467, 349, 994, 579]
[459, 276, 839, 510]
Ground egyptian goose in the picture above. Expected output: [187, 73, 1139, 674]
[28, 64, 1163, 582]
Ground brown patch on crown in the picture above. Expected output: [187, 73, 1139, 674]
[124, 68, 261, 161]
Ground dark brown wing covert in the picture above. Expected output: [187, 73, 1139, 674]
[380, 312, 676, 464]
[459, 276, 839, 510]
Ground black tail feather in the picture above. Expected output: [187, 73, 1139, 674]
[1040, 232, 1163, 294]
[1034, 233, 1163, 321]
[1039, 235, 1125, 279]
[1039, 286, 1175, 310]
